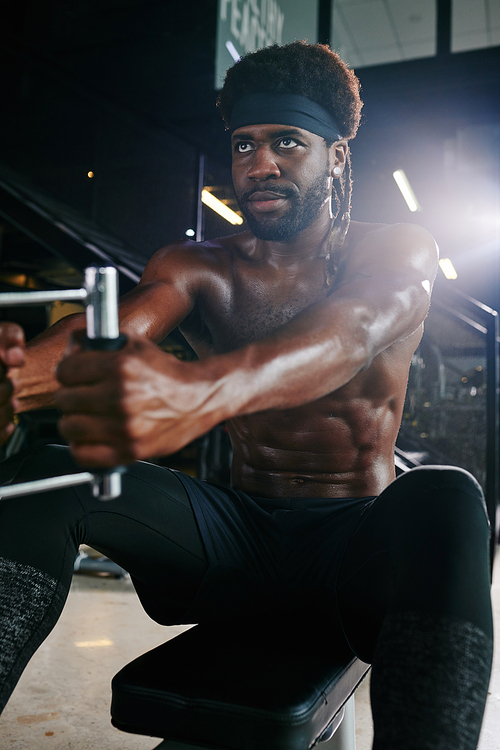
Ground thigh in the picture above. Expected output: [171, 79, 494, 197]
[0, 444, 208, 621]
[336, 466, 491, 662]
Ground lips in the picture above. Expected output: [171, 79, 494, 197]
[248, 191, 288, 213]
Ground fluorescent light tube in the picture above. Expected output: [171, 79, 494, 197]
[438, 258, 458, 279]
[393, 169, 421, 212]
[226, 41, 241, 62]
[202, 189, 243, 225]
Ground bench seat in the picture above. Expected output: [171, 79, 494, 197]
[111, 618, 370, 750]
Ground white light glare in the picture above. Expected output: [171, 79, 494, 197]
[201, 189, 243, 225]
[393, 169, 421, 212]
[438, 258, 458, 280]
[226, 41, 241, 62]
[185, 229, 195, 237]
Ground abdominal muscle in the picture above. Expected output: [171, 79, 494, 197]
[227, 364, 406, 499]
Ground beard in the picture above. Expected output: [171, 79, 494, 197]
[235, 165, 332, 241]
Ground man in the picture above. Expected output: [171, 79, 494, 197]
[0, 42, 493, 749]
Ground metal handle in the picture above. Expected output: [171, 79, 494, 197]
[0, 265, 125, 501]
[84, 265, 120, 340]
[82, 266, 126, 500]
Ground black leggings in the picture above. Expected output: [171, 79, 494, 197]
[0, 445, 493, 660]
[0, 445, 208, 625]
[0, 445, 493, 748]
[336, 465, 493, 660]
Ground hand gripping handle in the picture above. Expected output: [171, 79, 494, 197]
[0, 264, 126, 501]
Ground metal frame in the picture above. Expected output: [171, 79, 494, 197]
[433, 286, 499, 570]
[150, 696, 357, 750]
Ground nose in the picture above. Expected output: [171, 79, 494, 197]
[246, 146, 281, 180]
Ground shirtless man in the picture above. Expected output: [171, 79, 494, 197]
[0, 42, 493, 749]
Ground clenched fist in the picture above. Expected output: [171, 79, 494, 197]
[0, 322, 25, 443]
[55, 330, 225, 467]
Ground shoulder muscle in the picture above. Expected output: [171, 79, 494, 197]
[118, 240, 225, 342]
[344, 222, 438, 284]
[329, 223, 439, 353]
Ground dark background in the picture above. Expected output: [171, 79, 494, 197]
[0, 0, 498, 310]
[0, 0, 498, 544]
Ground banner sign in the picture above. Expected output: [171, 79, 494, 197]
[215, 0, 318, 88]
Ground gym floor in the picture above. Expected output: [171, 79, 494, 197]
[0, 548, 498, 750]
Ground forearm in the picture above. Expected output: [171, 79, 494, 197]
[199, 321, 367, 423]
[11, 281, 193, 415]
[197, 282, 427, 423]
[11, 313, 85, 412]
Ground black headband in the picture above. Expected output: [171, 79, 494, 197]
[229, 93, 343, 142]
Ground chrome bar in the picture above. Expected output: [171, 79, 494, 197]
[91, 469, 123, 501]
[83, 265, 123, 499]
[84, 265, 119, 340]
[0, 472, 94, 499]
[0, 288, 87, 306]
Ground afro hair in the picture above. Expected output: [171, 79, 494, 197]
[217, 41, 363, 140]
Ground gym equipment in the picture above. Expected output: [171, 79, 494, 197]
[111, 618, 369, 750]
[0, 265, 125, 501]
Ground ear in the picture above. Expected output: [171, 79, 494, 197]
[329, 140, 348, 178]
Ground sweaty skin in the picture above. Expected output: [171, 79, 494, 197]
[3, 124, 438, 499]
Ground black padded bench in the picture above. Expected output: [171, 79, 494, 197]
[111, 617, 370, 750]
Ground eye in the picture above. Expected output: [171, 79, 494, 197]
[235, 141, 254, 153]
[278, 137, 298, 149]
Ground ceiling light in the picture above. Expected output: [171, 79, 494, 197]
[393, 169, 421, 212]
[202, 189, 243, 225]
[226, 40, 241, 62]
[438, 258, 458, 279]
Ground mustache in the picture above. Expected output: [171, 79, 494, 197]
[239, 185, 297, 204]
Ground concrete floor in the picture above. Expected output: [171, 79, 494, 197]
[0, 551, 498, 750]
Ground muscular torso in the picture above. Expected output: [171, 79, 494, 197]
[177, 221, 423, 499]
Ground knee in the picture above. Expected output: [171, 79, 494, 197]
[1, 443, 73, 486]
[399, 464, 482, 494]
[0, 444, 89, 543]
[14, 444, 77, 483]
[393, 465, 485, 508]
[382, 465, 490, 539]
